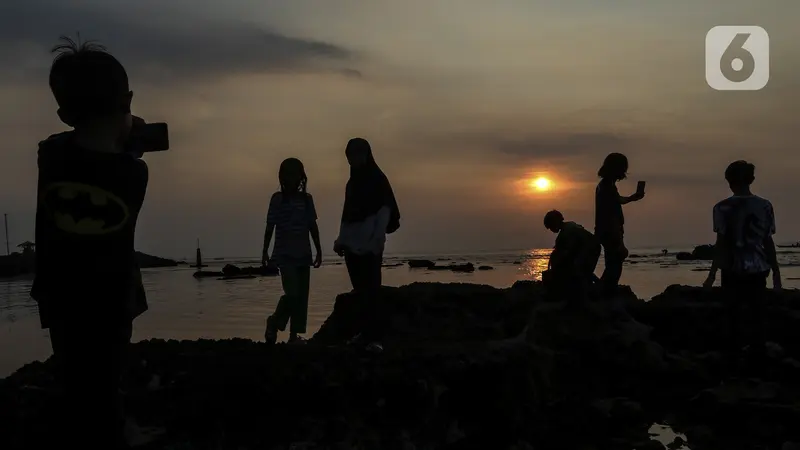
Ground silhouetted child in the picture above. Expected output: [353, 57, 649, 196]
[263, 158, 323, 344]
[544, 210, 601, 302]
[334, 138, 400, 354]
[595, 153, 645, 297]
[30, 36, 150, 449]
[704, 160, 781, 363]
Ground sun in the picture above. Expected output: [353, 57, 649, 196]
[530, 177, 552, 192]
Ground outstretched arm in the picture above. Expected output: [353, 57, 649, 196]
[619, 192, 643, 204]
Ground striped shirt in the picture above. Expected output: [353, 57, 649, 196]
[266, 192, 317, 267]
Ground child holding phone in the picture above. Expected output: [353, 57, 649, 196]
[262, 158, 323, 344]
[31, 36, 151, 449]
[595, 153, 645, 297]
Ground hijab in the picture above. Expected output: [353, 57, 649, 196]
[341, 138, 400, 229]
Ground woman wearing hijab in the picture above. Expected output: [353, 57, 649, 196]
[333, 138, 400, 353]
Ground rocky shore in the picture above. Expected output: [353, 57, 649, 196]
[2, 282, 800, 450]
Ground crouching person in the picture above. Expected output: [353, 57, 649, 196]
[543, 210, 601, 304]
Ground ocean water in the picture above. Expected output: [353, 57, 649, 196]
[2, 247, 799, 378]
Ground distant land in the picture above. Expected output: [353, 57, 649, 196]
[0, 251, 181, 279]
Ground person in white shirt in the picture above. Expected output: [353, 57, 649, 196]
[333, 138, 400, 353]
[704, 160, 781, 362]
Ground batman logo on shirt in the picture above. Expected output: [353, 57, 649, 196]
[41, 182, 130, 235]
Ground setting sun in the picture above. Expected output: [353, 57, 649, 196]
[530, 177, 553, 192]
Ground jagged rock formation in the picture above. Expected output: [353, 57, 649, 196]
[1, 282, 799, 449]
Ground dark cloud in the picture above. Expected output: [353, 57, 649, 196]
[420, 130, 644, 166]
[0, 0, 357, 81]
[490, 132, 638, 160]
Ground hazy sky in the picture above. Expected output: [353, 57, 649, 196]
[1, 0, 798, 257]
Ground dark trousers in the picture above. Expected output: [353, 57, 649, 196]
[344, 251, 383, 341]
[47, 318, 133, 450]
[272, 265, 311, 334]
[599, 237, 625, 297]
[721, 270, 769, 356]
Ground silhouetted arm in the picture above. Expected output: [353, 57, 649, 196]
[262, 194, 279, 264]
[764, 235, 779, 272]
[262, 223, 274, 265]
[764, 201, 781, 289]
[308, 196, 322, 256]
[619, 193, 643, 204]
[707, 233, 724, 281]
[310, 222, 322, 255]
[705, 204, 725, 287]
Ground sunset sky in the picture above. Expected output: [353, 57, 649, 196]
[0, 0, 798, 257]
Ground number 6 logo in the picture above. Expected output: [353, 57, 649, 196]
[705, 26, 770, 91]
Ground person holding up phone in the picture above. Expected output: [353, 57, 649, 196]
[31, 36, 166, 449]
[594, 153, 645, 298]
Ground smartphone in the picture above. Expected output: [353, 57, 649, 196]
[128, 122, 169, 153]
[636, 180, 646, 195]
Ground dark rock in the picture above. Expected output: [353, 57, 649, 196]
[194, 264, 279, 279]
[478, 266, 494, 271]
[3, 282, 800, 449]
[429, 263, 475, 273]
[0, 250, 178, 278]
[408, 260, 436, 269]
[135, 251, 180, 268]
[193, 270, 224, 278]
[675, 245, 714, 261]
[0, 252, 31, 278]
[625, 285, 800, 358]
[667, 436, 687, 449]
[407, 260, 476, 273]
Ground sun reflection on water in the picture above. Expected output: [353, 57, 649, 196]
[518, 248, 552, 281]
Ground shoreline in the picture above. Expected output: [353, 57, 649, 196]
[0, 251, 181, 279]
[2, 281, 799, 449]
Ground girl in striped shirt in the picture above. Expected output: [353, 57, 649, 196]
[262, 158, 322, 344]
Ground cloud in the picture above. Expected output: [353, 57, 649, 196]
[0, 0, 357, 82]
[489, 132, 638, 160]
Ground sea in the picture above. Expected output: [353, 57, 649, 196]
[2, 247, 800, 378]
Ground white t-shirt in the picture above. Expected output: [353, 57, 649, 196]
[335, 206, 391, 256]
[712, 194, 775, 274]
